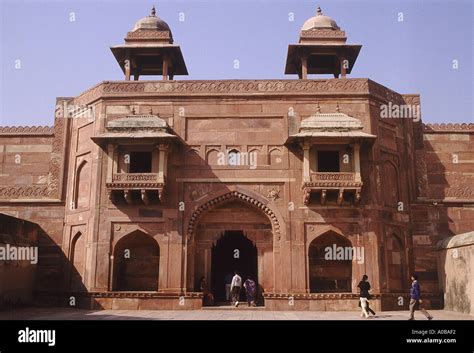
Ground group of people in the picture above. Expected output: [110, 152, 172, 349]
[199, 271, 257, 307]
[202, 271, 433, 318]
[358, 273, 433, 320]
[230, 271, 257, 307]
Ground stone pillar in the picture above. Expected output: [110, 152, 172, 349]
[162, 55, 169, 81]
[258, 246, 264, 287]
[354, 143, 361, 182]
[113, 146, 120, 173]
[106, 144, 116, 183]
[204, 247, 211, 287]
[158, 144, 168, 181]
[301, 56, 308, 80]
[125, 51, 131, 81]
[303, 142, 310, 182]
[340, 57, 347, 78]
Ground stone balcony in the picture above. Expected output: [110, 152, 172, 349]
[106, 173, 164, 204]
[302, 172, 362, 205]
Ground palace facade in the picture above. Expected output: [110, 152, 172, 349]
[1, 7, 473, 311]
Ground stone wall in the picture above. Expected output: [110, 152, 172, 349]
[0, 213, 40, 308]
[412, 124, 474, 296]
[436, 231, 474, 314]
[0, 128, 54, 192]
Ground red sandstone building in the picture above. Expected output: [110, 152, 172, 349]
[0, 7, 473, 311]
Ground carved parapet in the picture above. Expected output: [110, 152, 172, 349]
[107, 173, 164, 190]
[302, 173, 363, 206]
[423, 123, 474, 132]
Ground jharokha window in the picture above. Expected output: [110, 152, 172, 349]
[129, 151, 152, 173]
[317, 150, 340, 172]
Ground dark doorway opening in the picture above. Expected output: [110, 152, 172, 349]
[317, 151, 340, 172]
[129, 151, 152, 173]
[211, 231, 258, 303]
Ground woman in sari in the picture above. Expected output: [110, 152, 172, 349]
[243, 277, 257, 307]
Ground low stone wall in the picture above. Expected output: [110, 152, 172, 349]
[263, 293, 442, 311]
[437, 231, 474, 315]
[62, 292, 204, 310]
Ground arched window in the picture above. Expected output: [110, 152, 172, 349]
[308, 231, 352, 293]
[227, 149, 240, 166]
[206, 149, 220, 166]
[186, 149, 201, 165]
[268, 148, 282, 165]
[113, 231, 160, 291]
[70, 231, 86, 291]
[74, 160, 90, 209]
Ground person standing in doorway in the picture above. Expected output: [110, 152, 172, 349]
[224, 272, 233, 302]
[230, 271, 242, 307]
[357, 274, 376, 318]
[199, 276, 214, 306]
[409, 274, 433, 320]
[243, 277, 257, 307]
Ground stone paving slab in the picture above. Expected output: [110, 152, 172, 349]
[0, 308, 472, 321]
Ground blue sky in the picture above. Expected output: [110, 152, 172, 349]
[0, 0, 472, 126]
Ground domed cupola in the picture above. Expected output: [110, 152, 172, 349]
[285, 6, 362, 79]
[301, 6, 340, 30]
[132, 6, 172, 33]
[111, 6, 188, 81]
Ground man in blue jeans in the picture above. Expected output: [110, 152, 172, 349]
[409, 273, 433, 320]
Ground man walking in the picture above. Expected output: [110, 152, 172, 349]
[409, 273, 433, 320]
[357, 274, 376, 318]
[230, 271, 242, 307]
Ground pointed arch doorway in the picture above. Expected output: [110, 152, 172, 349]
[211, 231, 258, 302]
[187, 192, 278, 305]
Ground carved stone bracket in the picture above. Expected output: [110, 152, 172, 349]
[337, 189, 344, 205]
[124, 190, 132, 204]
[321, 190, 327, 205]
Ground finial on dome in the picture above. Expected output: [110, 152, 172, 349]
[151, 5, 156, 17]
[317, 6, 322, 16]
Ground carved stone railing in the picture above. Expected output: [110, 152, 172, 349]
[111, 173, 161, 183]
[310, 172, 355, 182]
[303, 172, 362, 206]
[106, 173, 164, 204]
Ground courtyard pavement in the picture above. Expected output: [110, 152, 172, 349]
[0, 307, 472, 320]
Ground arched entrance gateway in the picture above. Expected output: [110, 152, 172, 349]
[186, 191, 278, 305]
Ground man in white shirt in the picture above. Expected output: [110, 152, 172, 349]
[230, 271, 242, 307]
